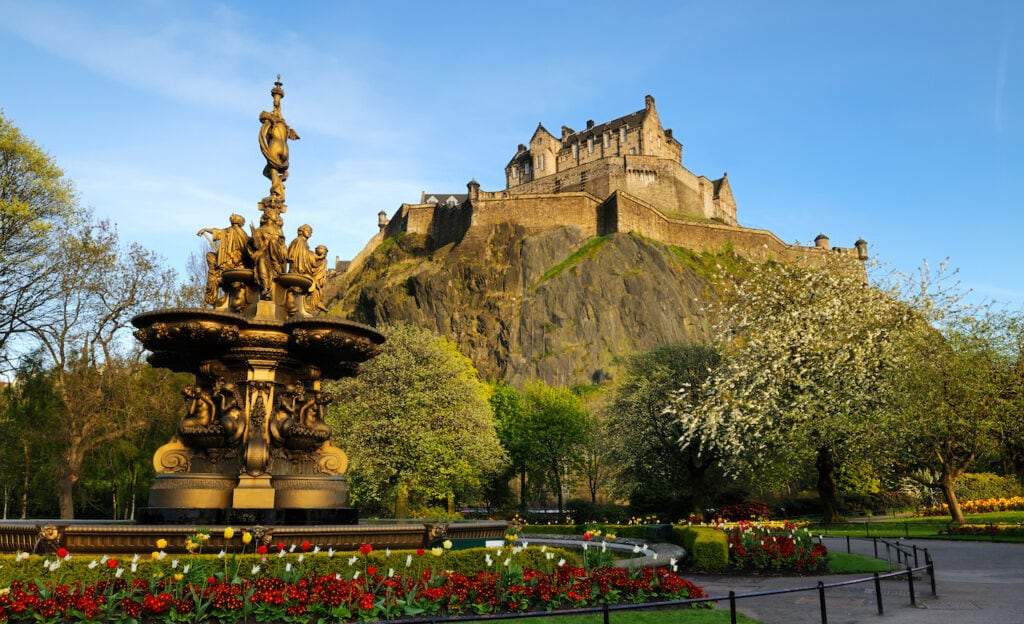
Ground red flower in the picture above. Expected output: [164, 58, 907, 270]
[57, 548, 69, 558]
[367, 566, 377, 576]
[582, 532, 591, 541]
[207, 576, 216, 584]
[277, 542, 286, 552]
[256, 544, 268, 555]
[358, 543, 373, 555]
[300, 540, 311, 552]
[106, 558, 118, 569]
[416, 548, 425, 556]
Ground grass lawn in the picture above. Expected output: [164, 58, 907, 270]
[827, 551, 893, 573]
[519, 608, 760, 623]
[809, 510, 1024, 541]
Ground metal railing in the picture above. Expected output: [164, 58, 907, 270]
[367, 536, 937, 624]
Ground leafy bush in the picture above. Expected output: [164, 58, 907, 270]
[677, 527, 728, 571]
[955, 473, 1024, 501]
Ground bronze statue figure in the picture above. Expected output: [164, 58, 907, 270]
[259, 75, 299, 203]
[198, 214, 250, 306]
[250, 212, 288, 300]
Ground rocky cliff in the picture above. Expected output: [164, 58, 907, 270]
[326, 225, 739, 387]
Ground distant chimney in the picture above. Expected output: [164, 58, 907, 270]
[586, 120, 594, 129]
[645, 94, 655, 109]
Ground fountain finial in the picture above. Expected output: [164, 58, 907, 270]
[259, 75, 299, 209]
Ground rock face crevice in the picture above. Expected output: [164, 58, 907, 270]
[328, 225, 724, 386]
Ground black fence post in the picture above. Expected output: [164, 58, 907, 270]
[602, 602, 609, 624]
[905, 522, 910, 538]
[846, 535, 851, 554]
[873, 572, 884, 615]
[873, 537, 878, 559]
[907, 565, 917, 606]
[729, 590, 737, 624]
[818, 581, 828, 624]
[927, 554, 937, 597]
[913, 544, 919, 568]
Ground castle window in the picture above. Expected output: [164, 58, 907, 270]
[580, 171, 587, 185]
[525, 162, 531, 176]
[587, 137, 594, 153]
[620, 127, 627, 144]
[603, 132, 610, 148]
[629, 147, 636, 155]
[572, 143, 578, 160]
[537, 154, 545, 171]
[512, 167, 518, 179]
[554, 179, 561, 193]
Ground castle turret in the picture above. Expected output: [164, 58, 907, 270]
[377, 210, 388, 232]
[855, 238, 869, 260]
[814, 233, 830, 250]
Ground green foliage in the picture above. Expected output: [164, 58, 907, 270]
[0, 111, 78, 355]
[328, 323, 506, 516]
[518, 383, 590, 510]
[539, 236, 609, 282]
[954, 473, 1024, 501]
[677, 527, 728, 571]
[606, 343, 723, 519]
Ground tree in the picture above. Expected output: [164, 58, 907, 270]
[669, 259, 915, 522]
[0, 111, 76, 362]
[887, 311, 1022, 522]
[607, 343, 722, 519]
[491, 382, 530, 510]
[28, 216, 178, 518]
[517, 383, 589, 514]
[327, 323, 506, 517]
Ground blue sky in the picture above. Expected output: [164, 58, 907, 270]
[2, 1, 1021, 309]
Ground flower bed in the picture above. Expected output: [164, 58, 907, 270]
[939, 523, 1024, 538]
[918, 496, 1024, 516]
[0, 534, 706, 622]
[701, 521, 827, 573]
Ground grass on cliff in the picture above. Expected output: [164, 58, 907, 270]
[539, 235, 610, 283]
[667, 242, 751, 282]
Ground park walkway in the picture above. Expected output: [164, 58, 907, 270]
[689, 538, 1024, 624]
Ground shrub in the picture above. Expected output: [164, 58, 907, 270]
[955, 473, 1024, 501]
[677, 527, 728, 571]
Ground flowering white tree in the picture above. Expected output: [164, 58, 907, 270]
[667, 258, 916, 522]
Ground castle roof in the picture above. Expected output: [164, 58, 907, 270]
[566, 108, 648, 145]
[421, 191, 468, 207]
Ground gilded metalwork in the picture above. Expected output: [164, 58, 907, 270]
[125, 77, 385, 517]
[259, 75, 299, 206]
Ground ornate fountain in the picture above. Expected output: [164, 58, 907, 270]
[132, 76, 382, 524]
[0, 78, 505, 554]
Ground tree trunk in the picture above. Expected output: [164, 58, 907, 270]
[939, 471, 965, 523]
[21, 439, 30, 519]
[58, 475, 76, 519]
[690, 468, 708, 521]
[394, 483, 409, 519]
[519, 471, 527, 512]
[816, 445, 840, 523]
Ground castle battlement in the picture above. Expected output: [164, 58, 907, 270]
[348, 96, 867, 275]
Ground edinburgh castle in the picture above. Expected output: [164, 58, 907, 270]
[343, 95, 867, 275]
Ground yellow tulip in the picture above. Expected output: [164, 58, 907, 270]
[156, 538, 168, 550]
[223, 527, 235, 539]
[242, 531, 252, 545]
[151, 551, 160, 560]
